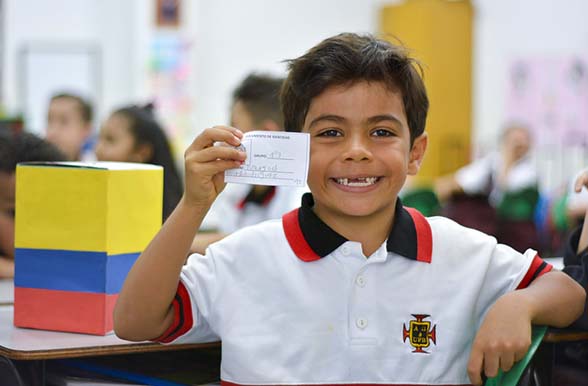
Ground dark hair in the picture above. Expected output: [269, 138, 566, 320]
[50, 93, 93, 123]
[281, 33, 429, 144]
[233, 73, 285, 128]
[0, 131, 66, 173]
[112, 104, 183, 221]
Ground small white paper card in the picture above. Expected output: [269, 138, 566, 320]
[224, 131, 310, 187]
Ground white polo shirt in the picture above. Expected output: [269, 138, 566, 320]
[200, 184, 307, 233]
[156, 193, 552, 385]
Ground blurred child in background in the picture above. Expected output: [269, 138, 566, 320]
[45, 92, 94, 161]
[0, 131, 66, 278]
[435, 123, 540, 251]
[95, 104, 182, 222]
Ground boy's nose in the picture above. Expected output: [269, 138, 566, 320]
[342, 135, 372, 161]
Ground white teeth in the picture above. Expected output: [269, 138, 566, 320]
[335, 177, 378, 187]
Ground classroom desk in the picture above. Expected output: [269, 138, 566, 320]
[0, 279, 14, 305]
[0, 306, 220, 384]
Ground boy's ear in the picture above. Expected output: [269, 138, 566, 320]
[408, 132, 428, 175]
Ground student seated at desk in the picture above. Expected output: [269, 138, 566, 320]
[193, 73, 306, 254]
[114, 33, 586, 386]
[0, 131, 66, 278]
[434, 123, 540, 252]
[95, 103, 183, 221]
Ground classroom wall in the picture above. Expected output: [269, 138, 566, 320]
[186, 0, 380, 142]
[2, 0, 587, 188]
[473, 0, 588, 150]
[1, 0, 140, 131]
[473, 0, 588, 190]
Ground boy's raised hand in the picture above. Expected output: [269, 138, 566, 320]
[184, 126, 245, 209]
[467, 291, 532, 386]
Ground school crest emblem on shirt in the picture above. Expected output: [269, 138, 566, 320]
[403, 314, 437, 353]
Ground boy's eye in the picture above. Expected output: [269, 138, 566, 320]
[372, 128, 394, 137]
[317, 129, 341, 137]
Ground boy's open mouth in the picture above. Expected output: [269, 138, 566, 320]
[333, 177, 381, 187]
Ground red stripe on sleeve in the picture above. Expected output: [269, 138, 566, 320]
[153, 281, 194, 343]
[516, 255, 553, 290]
[404, 207, 433, 263]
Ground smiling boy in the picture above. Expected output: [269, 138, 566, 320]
[114, 33, 585, 386]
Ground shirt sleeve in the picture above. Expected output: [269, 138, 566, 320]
[152, 250, 221, 344]
[475, 244, 552, 323]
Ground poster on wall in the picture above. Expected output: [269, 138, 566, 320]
[505, 57, 588, 148]
[149, 33, 192, 156]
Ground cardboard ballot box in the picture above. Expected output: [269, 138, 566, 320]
[14, 162, 163, 335]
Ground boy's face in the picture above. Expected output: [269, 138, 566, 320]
[46, 98, 91, 161]
[302, 81, 426, 224]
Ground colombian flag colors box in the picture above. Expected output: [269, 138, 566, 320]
[14, 162, 163, 335]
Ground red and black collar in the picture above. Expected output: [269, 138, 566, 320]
[282, 193, 432, 263]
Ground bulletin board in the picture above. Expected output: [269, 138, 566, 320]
[18, 43, 101, 134]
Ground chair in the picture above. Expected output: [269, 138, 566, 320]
[485, 325, 548, 386]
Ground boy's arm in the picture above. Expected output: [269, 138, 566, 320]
[190, 232, 226, 255]
[467, 271, 585, 385]
[114, 126, 245, 342]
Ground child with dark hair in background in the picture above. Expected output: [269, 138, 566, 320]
[46, 92, 94, 161]
[95, 104, 183, 222]
[0, 131, 66, 278]
[192, 73, 306, 253]
[114, 33, 585, 385]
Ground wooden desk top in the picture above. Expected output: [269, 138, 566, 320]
[544, 329, 588, 343]
[0, 306, 219, 360]
[0, 279, 14, 305]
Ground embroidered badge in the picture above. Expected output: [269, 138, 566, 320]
[403, 314, 437, 353]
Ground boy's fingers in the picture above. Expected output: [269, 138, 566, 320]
[483, 352, 500, 379]
[186, 159, 241, 179]
[499, 352, 515, 372]
[188, 126, 243, 152]
[188, 146, 246, 164]
[467, 350, 484, 386]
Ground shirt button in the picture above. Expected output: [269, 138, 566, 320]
[341, 246, 350, 256]
[356, 275, 366, 287]
[356, 318, 368, 329]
